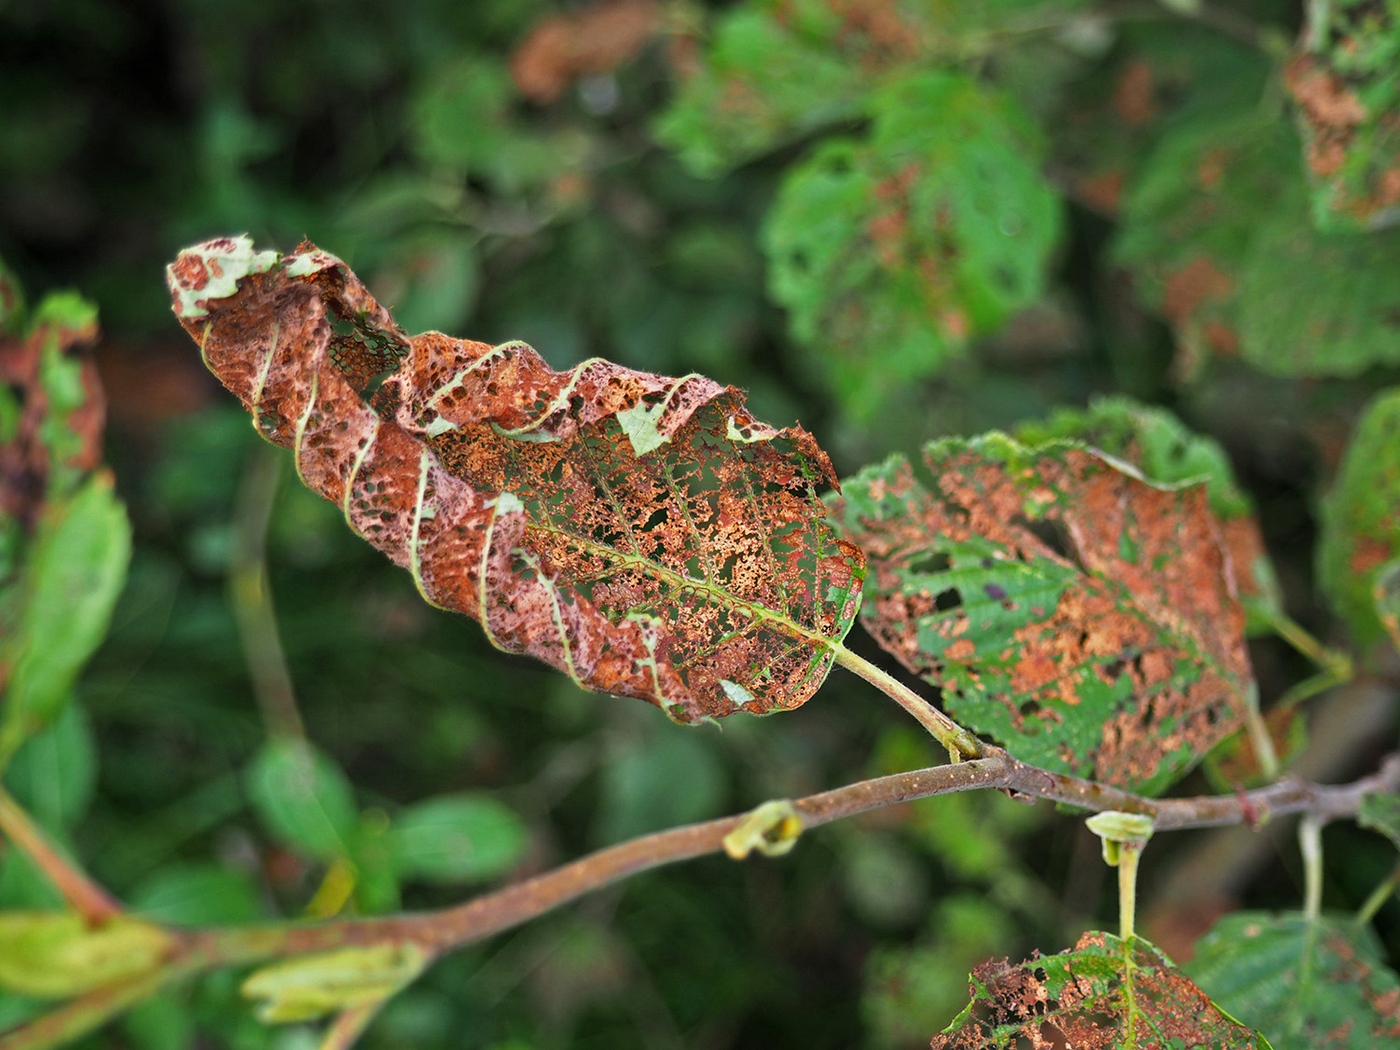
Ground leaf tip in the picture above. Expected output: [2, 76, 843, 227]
[167, 235, 280, 320]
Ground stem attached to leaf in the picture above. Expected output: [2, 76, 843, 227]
[829, 643, 984, 760]
[1300, 815, 1325, 923]
[1086, 812, 1155, 941]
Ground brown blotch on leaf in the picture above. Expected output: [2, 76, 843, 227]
[511, 0, 661, 104]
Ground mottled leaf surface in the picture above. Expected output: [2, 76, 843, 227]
[1188, 912, 1400, 1049]
[829, 435, 1252, 793]
[932, 931, 1268, 1049]
[167, 237, 863, 722]
[764, 71, 1060, 419]
[1317, 388, 1400, 647]
[1014, 396, 1281, 627]
[1285, 3, 1400, 231]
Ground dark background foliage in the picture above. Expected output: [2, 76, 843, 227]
[2, 0, 1399, 1046]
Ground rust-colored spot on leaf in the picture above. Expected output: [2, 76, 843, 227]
[511, 0, 661, 104]
[1113, 61, 1158, 127]
[167, 238, 863, 723]
[1162, 256, 1234, 329]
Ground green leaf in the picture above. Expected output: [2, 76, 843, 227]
[0, 911, 171, 999]
[1188, 912, 1400, 1049]
[1014, 396, 1281, 627]
[1375, 559, 1400, 650]
[129, 863, 263, 925]
[5, 702, 96, 831]
[242, 943, 427, 1024]
[1317, 388, 1400, 647]
[1359, 792, 1400, 853]
[1283, 8, 1400, 231]
[933, 931, 1268, 1048]
[763, 71, 1060, 419]
[386, 793, 526, 885]
[1239, 212, 1400, 377]
[1112, 110, 1299, 376]
[596, 728, 726, 843]
[828, 435, 1253, 793]
[246, 739, 359, 861]
[654, 2, 875, 177]
[1, 471, 131, 762]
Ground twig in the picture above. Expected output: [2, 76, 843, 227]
[229, 444, 305, 741]
[0, 787, 122, 924]
[7, 748, 1400, 1049]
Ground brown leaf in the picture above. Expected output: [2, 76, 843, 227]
[167, 237, 863, 723]
[511, 0, 661, 104]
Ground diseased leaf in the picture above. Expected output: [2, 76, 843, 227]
[1376, 560, 1400, 651]
[1359, 791, 1400, 853]
[658, 0, 1092, 177]
[1188, 912, 1400, 1049]
[0, 912, 172, 999]
[1239, 210, 1400, 377]
[828, 435, 1252, 793]
[1317, 388, 1400, 647]
[764, 71, 1061, 419]
[932, 931, 1268, 1048]
[167, 237, 863, 722]
[1112, 110, 1299, 376]
[1284, 4, 1400, 231]
[1013, 396, 1281, 627]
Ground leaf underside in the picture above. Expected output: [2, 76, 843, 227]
[933, 931, 1268, 1049]
[166, 237, 864, 722]
[1188, 912, 1400, 1049]
[829, 435, 1252, 794]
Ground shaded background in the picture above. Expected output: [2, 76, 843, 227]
[3, 0, 1399, 1047]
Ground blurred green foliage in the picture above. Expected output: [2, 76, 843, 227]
[3, 0, 1400, 1046]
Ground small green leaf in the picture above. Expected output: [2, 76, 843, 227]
[5, 702, 96, 831]
[1188, 911, 1400, 1048]
[1317, 388, 1400, 647]
[0, 912, 171, 998]
[246, 739, 359, 861]
[933, 931, 1268, 1048]
[1359, 792, 1400, 853]
[1, 471, 131, 762]
[129, 864, 263, 925]
[241, 943, 427, 1024]
[387, 794, 526, 884]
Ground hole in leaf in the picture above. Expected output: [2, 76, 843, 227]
[934, 588, 961, 612]
[909, 551, 951, 574]
[1013, 515, 1083, 570]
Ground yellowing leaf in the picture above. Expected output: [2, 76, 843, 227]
[0, 912, 171, 998]
[242, 943, 427, 1023]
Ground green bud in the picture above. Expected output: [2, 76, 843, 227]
[0, 911, 171, 998]
[723, 800, 803, 860]
[1085, 811, 1155, 867]
[241, 942, 428, 1023]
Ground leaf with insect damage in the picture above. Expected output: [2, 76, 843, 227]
[932, 931, 1268, 1049]
[1014, 396, 1281, 631]
[828, 434, 1253, 794]
[166, 237, 863, 723]
[1318, 388, 1400, 649]
[1188, 912, 1400, 1049]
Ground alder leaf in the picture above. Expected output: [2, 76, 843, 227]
[932, 931, 1268, 1048]
[1013, 396, 1281, 630]
[166, 237, 864, 723]
[1187, 912, 1400, 1049]
[828, 435, 1252, 794]
[1317, 388, 1400, 648]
